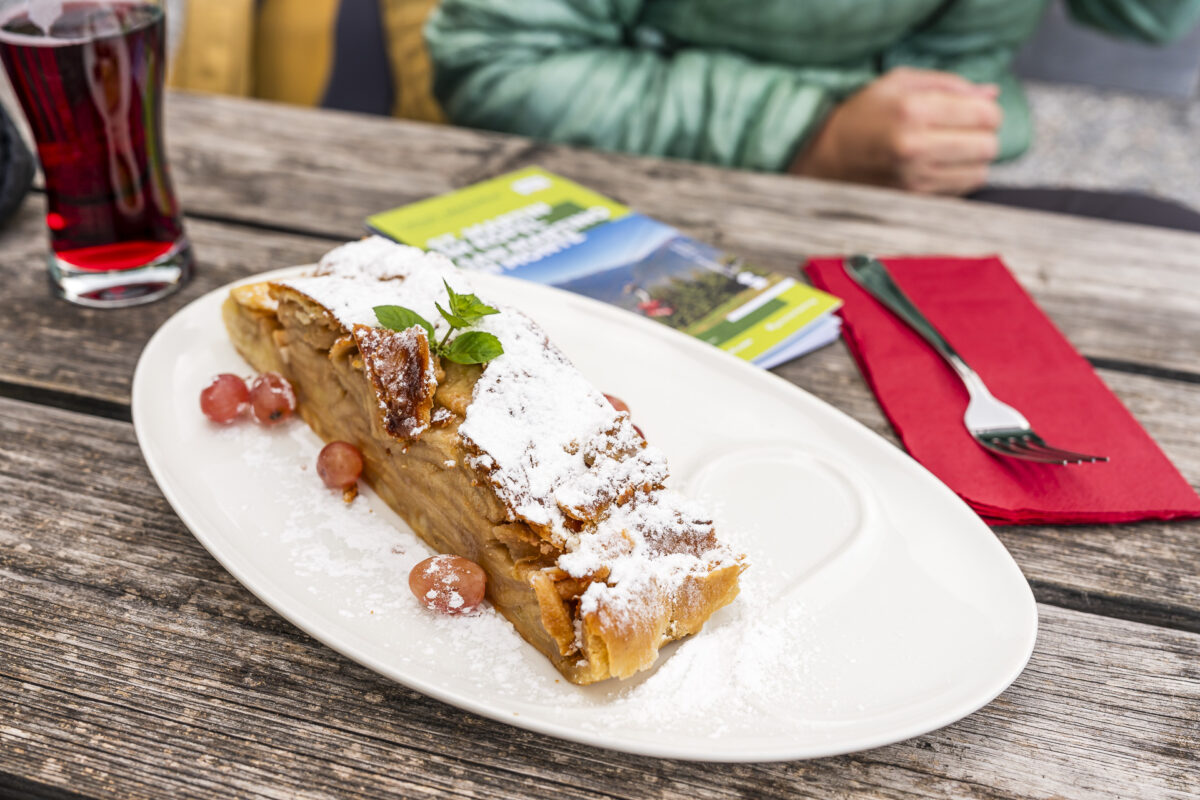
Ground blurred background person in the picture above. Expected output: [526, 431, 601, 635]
[425, 0, 1200, 228]
[166, 0, 1200, 230]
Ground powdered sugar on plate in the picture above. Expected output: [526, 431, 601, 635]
[208, 400, 843, 739]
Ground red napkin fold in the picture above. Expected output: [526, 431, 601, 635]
[806, 255, 1200, 526]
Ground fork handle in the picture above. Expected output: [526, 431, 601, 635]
[843, 255, 983, 392]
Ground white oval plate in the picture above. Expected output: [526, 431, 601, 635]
[132, 266, 1037, 762]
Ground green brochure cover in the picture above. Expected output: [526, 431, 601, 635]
[367, 166, 841, 368]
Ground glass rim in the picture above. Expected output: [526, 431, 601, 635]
[0, 0, 163, 47]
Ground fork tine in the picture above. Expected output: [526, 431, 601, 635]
[1003, 436, 1106, 464]
[1018, 438, 1108, 464]
[1004, 437, 1074, 464]
[980, 437, 1024, 455]
[1019, 434, 1108, 463]
[978, 437, 1071, 464]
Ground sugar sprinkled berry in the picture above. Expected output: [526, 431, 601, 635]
[249, 372, 296, 425]
[408, 554, 486, 615]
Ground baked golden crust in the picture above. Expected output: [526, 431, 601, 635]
[353, 324, 437, 439]
[222, 238, 744, 684]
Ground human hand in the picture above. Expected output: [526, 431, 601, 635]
[790, 67, 1002, 195]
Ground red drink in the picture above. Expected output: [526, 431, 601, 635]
[0, 1, 192, 306]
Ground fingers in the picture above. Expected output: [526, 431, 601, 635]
[889, 125, 997, 195]
[790, 66, 1002, 194]
[899, 162, 991, 195]
[893, 129, 1000, 164]
[885, 66, 996, 97]
[897, 91, 1002, 130]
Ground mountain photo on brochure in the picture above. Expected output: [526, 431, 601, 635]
[366, 167, 842, 368]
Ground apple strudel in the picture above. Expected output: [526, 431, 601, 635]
[221, 236, 745, 684]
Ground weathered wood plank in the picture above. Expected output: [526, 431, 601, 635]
[149, 92, 1200, 373]
[1, 397, 1197, 800]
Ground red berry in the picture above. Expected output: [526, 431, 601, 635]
[604, 393, 630, 414]
[317, 441, 363, 489]
[200, 374, 249, 424]
[409, 555, 487, 615]
[249, 372, 296, 425]
[633, 424, 646, 441]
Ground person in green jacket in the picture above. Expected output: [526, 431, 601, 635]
[425, 0, 1200, 198]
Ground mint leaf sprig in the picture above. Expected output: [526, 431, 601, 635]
[373, 281, 504, 365]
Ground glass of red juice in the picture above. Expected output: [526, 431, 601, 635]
[0, 0, 192, 307]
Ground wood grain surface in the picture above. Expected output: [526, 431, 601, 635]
[1, 398, 1197, 800]
[1, 88, 1199, 799]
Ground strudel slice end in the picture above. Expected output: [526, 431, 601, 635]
[222, 237, 745, 684]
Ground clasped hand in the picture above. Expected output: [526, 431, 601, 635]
[792, 67, 1002, 195]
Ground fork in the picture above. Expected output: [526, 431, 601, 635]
[843, 255, 1107, 465]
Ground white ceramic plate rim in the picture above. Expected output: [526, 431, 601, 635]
[132, 266, 1037, 762]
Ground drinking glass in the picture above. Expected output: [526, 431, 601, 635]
[0, 0, 193, 307]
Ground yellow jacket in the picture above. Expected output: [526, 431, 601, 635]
[170, 0, 444, 123]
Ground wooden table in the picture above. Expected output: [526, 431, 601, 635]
[2, 91, 1198, 800]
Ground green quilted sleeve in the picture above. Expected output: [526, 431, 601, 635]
[425, 0, 850, 172]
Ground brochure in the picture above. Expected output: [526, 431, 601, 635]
[366, 167, 841, 368]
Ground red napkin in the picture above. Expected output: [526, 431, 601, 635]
[805, 255, 1200, 526]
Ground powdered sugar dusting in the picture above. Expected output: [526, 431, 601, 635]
[457, 308, 648, 537]
[316, 236, 457, 283]
[279, 237, 462, 332]
[562, 491, 724, 618]
[462, 304, 740, 629]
